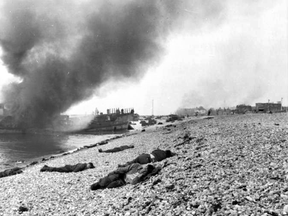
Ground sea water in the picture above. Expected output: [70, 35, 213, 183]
[0, 132, 118, 171]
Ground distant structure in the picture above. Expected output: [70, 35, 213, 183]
[105, 108, 134, 115]
[84, 108, 136, 132]
[176, 107, 207, 116]
[215, 107, 234, 115]
[255, 102, 282, 113]
[235, 104, 253, 114]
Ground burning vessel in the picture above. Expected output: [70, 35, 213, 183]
[82, 108, 135, 133]
[0, 102, 136, 134]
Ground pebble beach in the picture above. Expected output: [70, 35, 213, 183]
[1, 113, 288, 215]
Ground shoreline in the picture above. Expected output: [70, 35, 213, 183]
[0, 128, 141, 172]
[19, 120, 175, 170]
[1, 113, 288, 215]
[0, 118, 180, 172]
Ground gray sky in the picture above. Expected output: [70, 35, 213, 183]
[0, 0, 287, 116]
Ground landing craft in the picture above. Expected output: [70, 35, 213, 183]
[0, 102, 137, 134]
[82, 108, 135, 133]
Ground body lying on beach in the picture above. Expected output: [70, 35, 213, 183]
[0, 167, 22, 178]
[118, 149, 175, 167]
[40, 162, 95, 173]
[91, 149, 175, 190]
[90, 163, 161, 190]
[1, 113, 288, 215]
[98, 145, 134, 153]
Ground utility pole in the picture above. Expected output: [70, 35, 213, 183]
[152, 99, 154, 117]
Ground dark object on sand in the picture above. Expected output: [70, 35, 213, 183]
[99, 145, 134, 153]
[175, 134, 196, 147]
[203, 116, 214, 120]
[0, 167, 23, 178]
[98, 140, 108, 146]
[18, 206, 29, 213]
[118, 149, 175, 167]
[208, 109, 211, 116]
[165, 124, 173, 128]
[152, 178, 162, 186]
[165, 184, 175, 190]
[40, 162, 95, 173]
[90, 163, 161, 190]
[29, 161, 38, 166]
[128, 124, 134, 130]
[166, 114, 182, 122]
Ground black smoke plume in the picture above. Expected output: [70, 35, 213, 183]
[0, 0, 225, 128]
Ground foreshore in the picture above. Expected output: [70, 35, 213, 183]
[1, 113, 288, 215]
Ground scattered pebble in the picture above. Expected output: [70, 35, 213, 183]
[284, 205, 288, 215]
[0, 114, 288, 215]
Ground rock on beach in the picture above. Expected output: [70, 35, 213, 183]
[0, 113, 288, 215]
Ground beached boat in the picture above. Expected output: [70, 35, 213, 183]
[0, 116, 24, 133]
[0, 108, 136, 134]
[82, 108, 135, 132]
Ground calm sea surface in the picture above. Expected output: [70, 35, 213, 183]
[0, 132, 118, 171]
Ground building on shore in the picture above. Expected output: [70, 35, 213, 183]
[255, 102, 282, 113]
[235, 104, 253, 114]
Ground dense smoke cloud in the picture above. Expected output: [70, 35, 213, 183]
[1, 0, 285, 119]
[0, 0, 208, 128]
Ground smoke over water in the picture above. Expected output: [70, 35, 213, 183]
[3, 1, 283, 120]
[0, 0, 193, 128]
